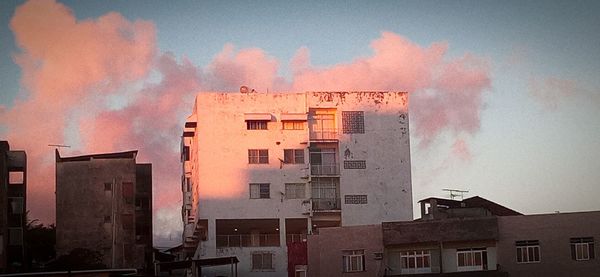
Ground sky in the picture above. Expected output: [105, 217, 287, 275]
[1, 0, 599, 247]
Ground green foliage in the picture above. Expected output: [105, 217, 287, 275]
[46, 248, 107, 271]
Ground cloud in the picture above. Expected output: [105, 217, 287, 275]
[527, 76, 599, 110]
[2, 1, 491, 245]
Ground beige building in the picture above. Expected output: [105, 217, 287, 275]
[55, 150, 152, 274]
[181, 91, 413, 276]
[0, 141, 27, 273]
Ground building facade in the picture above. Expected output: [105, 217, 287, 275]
[181, 91, 412, 276]
[55, 150, 152, 273]
[0, 141, 27, 273]
[307, 196, 600, 276]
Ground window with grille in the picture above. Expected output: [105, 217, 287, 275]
[571, 237, 594, 261]
[248, 149, 269, 164]
[247, 120, 268, 130]
[104, 182, 112, 191]
[342, 111, 365, 134]
[400, 250, 431, 272]
[252, 252, 274, 270]
[250, 183, 270, 199]
[284, 149, 305, 164]
[343, 250, 365, 272]
[285, 183, 305, 199]
[457, 248, 487, 271]
[344, 160, 366, 169]
[516, 240, 540, 263]
[345, 195, 367, 204]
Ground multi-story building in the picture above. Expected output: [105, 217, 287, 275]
[55, 150, 153, 274]
[0, 141, 27, 273]
[181, 91, 412, 276]
[308, 196, 600, 277]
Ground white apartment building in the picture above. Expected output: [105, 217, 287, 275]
[181, 91, 412, 276]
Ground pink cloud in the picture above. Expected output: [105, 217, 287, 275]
[2, 1, 491, 243]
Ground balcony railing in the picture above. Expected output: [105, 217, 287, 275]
[286, 234, 307, 244]
[312, 198, 341, 211]
[310, 164, 340, 175]
[309, 129, 338, 140]
[216, 234, 280, 248]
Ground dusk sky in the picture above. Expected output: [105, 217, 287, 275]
[1, 0, 599, 247]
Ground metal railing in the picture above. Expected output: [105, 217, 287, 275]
[309, 129, 338, 140]
[286, 234, 308, 243]
[310, 164, 340, 175]
[312, 198, 342, 211]
[216, 234, 280, 248]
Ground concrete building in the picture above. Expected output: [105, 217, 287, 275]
[307, 196, 600, 276]
[181, 91, 412, 276]
[55, 150, 153, 274]
[0, 141, 27, 273]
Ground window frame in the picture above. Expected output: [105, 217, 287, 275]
[285, 183, 306, 199]
[342, 249, 365, 272]
[247, 120, 268, 130]
[400, 250, 432, 274]
[250, 183, 270, 199]
[248, 149, 269, 164]
[251, 251, 275, 271]
[516, 240, 541, 264]
[284, 149, 305, 164]
[282, 120, 305, 130]
[571, 237, 594, 261]
[456, 248, 487, 271]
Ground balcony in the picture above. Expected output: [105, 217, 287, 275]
[309, 129, 338, 141]
[216, 234, 280, 248]
[312, 198, 341, 211]
[311, 164, 340, 176]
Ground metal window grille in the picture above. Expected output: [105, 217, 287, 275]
[344, 160, 366, 169]
[342, 111, 365, 134]
[344, 195, 367, 204]
[250, 183, 270, 199]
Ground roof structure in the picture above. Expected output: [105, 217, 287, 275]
[418, 196, 522, 216]
[55, 149, 138, 162]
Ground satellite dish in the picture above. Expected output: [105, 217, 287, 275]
[240, 86, 249, 93]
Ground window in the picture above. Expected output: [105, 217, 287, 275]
[247, 120, 268, 130]
[248, 149, 269, 164]
[252, 252, 274, 271]
[104, 182, 112, 191]
[8, 228, 23, 246]
[283, 121, 304, 130]
[285, 183, 305, 199]
[284, 149, 304, 164]
[344, 195, 367, 204]
[400, 250, 431, 273]
[122, 182, 134, 204]
[571, 237, 594, 261]
[343, 250, 365, 272]
[342, 111, 365, 134]
[516, 240, 540, 263]
[344, 160, 366, 169]
[122, 214, 134, 230]
[250, 183, 270, 199]
[182, 145, 190, 161]
[104, 215, 111, 223]
[457, 248, 487, 271]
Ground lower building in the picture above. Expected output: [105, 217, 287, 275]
[55, 150, 152, 274]
[0, 141, 27, 273]
[308, 196, 600, 276]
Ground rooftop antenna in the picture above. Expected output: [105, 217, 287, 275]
[443, 188, 469, 200]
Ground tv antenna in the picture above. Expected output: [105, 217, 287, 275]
[443, 188, 469, 200]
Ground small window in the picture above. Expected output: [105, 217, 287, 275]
[104, 215, 111, 223]
[343, 250, 365, 272]
[250, 183, 270, 199]
[8, 228, 23, 246]
[344, 195, 367, 204]
[252, 252, 274, 270]
[247, 120, 268, 130]
[285, 183, 305, 199]
[284, 149, 304, 164]
[516, 240, 540, 263]
[344, 160, 366, 169]
[122, 214, 134, 230]
[122, 182, 134, 204]
[104, 182, 112, 191]
[248, 149, 269, 164]
[571, 237, 594, 261]
[283, 121, 304, 130]
[342, 111, 365, 134]
[182, 145, 190, 161]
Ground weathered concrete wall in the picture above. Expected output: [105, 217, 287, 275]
[185, 91, 412, 276]
[497, 211, 600, 276]
[307, 224, 383, 277]
[56, 156, 140, 269]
